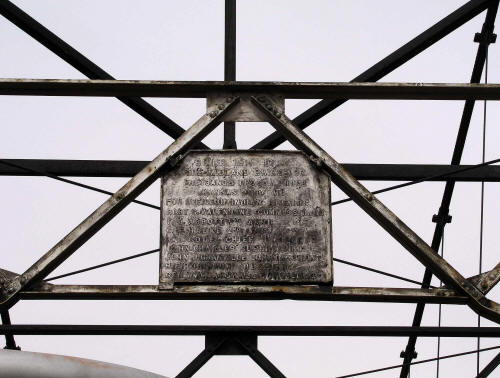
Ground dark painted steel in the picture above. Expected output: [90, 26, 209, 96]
[400, 4, 499, 375]
[1, 311, 18, 350]
[338, 345, 500, 378]
[0, 325, 499, 337]
[223, 0, 237, 149]
[2, 159, 500, 181]
[252, 0, 493, 149]
[0, 1, 209, 147]
[251, 96, 500, 323]
[0, 98, 239, 311]
[175, 349, 216, 378]
[2, 79, 500, 100]
[477, 352, 500, 377]
[243, 345, 286, 378]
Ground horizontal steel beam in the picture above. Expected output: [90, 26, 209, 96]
[1, 79, 500, 99]
[0, 325, 498, 337]
[19, 284, 468, 304]
[1, 159, 499, 181]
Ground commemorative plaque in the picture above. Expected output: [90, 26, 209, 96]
[159, 151, 332, 289]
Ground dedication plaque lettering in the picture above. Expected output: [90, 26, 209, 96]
[159, 151, 332, 288]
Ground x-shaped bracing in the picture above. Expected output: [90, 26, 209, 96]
[1, 94, 499, 324]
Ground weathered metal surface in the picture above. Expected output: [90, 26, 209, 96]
[207, 93, 284, 122]
[2, 79, 500, 100]
[251, 95, 500, 324]
[0, 98, 239, 311]
[18, 284, 468, 304]
[159, 151, 332, 288]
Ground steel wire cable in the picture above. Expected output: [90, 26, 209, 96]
[477, 45, 489, 376]
[0, 159, 160, 210]
[335, 345, 500, 378]
[331, 157, 500, 206]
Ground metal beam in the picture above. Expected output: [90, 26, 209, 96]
[0, 0, 209, 147]
[477, 352, 500, 377]
[223, 0, 237, 149]
[0, 98, 239, 311]
[252, 0, 494, 149]
[2, 79, 500, 99]
[0, 325, 499, 337]
[251, 96, 500, 323]
[0, 311, 18, 350]
[17, 284, 469, 304]
[1, 159, 500, 181]
[400, 3, 499, 375]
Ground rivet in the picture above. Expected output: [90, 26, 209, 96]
[489, 273, 496, 280]
[7, 286, 14, 294]
[0, 278, 4, 284]
[481, 282, 488, 290]
[274, 111, 282, 118]
[257, 96, 266, 102]
[209, 111, 218, 118]
[225, 97, 233, 103]
[218, 104, 225, 110]
[265, 103, 273, 110]
[20, 276, 27, 284]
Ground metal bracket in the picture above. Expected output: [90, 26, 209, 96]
[400, 349, 417, 359]
[177, 333, 286, 378]
[474, 31, 497, 44]
[207, 92, 284, 122]
[432, 213, 452, 225]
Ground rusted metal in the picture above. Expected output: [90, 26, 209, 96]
[207, 93, 284, 122]
[2, 79, 500, 100]
[17, 284, 468, 304]
[159, 151, 332, 288]
[251, 95, 500, 323]
[0, 97, 240, 311]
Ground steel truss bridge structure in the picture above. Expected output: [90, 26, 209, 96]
[1, 1, 500, 377]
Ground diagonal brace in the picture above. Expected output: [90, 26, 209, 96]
[251, 96, 500, 323]
[0, 97, 239, 311]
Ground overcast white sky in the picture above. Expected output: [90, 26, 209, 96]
[1, 1, 500, 377]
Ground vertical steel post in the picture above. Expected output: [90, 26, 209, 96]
[223, 0, 237, 149]
[1, 311, 19, 350]
[399, 3, 499, 376]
